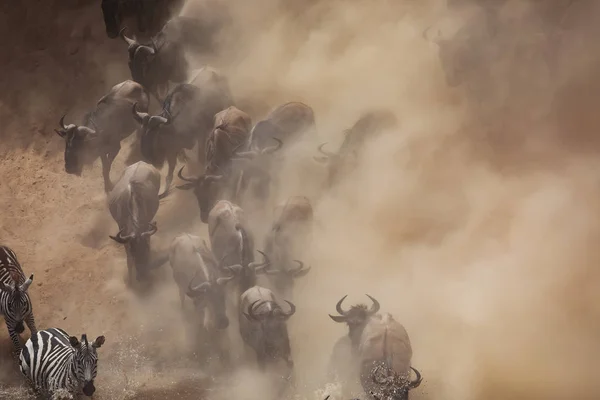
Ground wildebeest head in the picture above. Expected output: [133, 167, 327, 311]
[176, 166, 224, 223]
[55, 114, 99, 176]
[186, 261, 235, 330]
[119, 28, 158, 84]
[220, 250, 271, 291]
[262, 259, 310, 299]
[101, 0, 121, 38]
[132, 103, 172, 167]
[109, 221, 159, 280]
[368, 363, 423, 400]
[329, 295, 381, 346]
[69, 334, 105, 397]
[0, 272, 34, 334]
[244, 298, 296, 365]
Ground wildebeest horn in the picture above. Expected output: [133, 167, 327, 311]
[109, 229, 135, 244]
[140, 221, 158, 238]
[245, 300, 262, 321]
[187, 280, 212, 297]
[281, 300, 296, 318]
[149, 115, 168, 126]
[249, 250, 270, 272]
[335, 295, 349, 316]
[119, 27, 137, 46]
[261, 137, 283, 154]
[317, 143, 336, 158]
[59, 114, 67, 130]
[408, 366, 423, 389]
[132, 102, 149, 124]
[177, 166, 199, 183]
[291, 260, 311, 277]
[366, 294, 380, 315]
[216, 274, 235, 285]
[233, 149, 258, 159]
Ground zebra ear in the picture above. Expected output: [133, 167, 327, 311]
[69, 336, 80, 348]
[92, 336, 106, 348]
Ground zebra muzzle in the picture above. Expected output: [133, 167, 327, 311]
[15, 321, 25, 334]
[83, 380, 96, 396]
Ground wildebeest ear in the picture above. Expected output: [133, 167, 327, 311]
[69, 336, 80, 348]
[329, 314, 347, 323]
[176, 183, 196, 191]
[92, 336, 106, 348]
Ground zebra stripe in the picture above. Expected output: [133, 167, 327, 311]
[0, 245, 36, 352]
[20, 328, 106, 397]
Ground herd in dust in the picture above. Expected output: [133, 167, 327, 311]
[5, 0, 577, 398]
[0, 9, 421, 398]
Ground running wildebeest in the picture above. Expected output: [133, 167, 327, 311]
[170, 234, 233, 365]
[327, 295, 381, 381]
[261, 196, 313, 300]
[108, 161, 169, 284]
[239, 285, 296, 379]
[0, 246, 36, 354]
[357, 313, 422, 400]
[132, 66, 235, 193]
[55, 80, 149, 193]
[234, 102, 314, 201]
[315, 109, 398, 187]
[176, 106, 255, 223]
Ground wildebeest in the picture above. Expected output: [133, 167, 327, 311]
[101, 0, 180, 39]
[176, 107, 254, 222]
[239, 285, 296, 375]
[119, 15, 224, 102]
[55, 80, 149, 193]
[235, 102, 315, 201]
[315, 110, 398, 187]
[132, 66, 235, 193]
[357, 313, 422, 400]
[169, 234, 233, 364]
[328, 295, 381, 381]
[108, 161, 169, 284]
[260, 196, 313, 299]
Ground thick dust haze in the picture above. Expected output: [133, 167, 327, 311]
[2, 0, 600, 399]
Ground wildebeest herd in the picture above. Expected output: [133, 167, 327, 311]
[0, 7, 426, 400]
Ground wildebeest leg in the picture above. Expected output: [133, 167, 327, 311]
[101, 146, 119, 193]
[164, 151, 177, 193]
[126, 251, 135, 286]
[178, 288, 185, 310]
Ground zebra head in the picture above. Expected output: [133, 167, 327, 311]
[0, 273, 34, 333]
[69, 334, 106, 397]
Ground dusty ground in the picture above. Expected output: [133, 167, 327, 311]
[3, 0, 600, 400]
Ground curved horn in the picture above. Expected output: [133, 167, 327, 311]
[408, 366, 423, 389]
[245, 300, 262, 321]
[335, 295, 349, 316]
[318, 143, 336, 158]
[187, 271, 212, 296]
[249, 250, 270, 271]
[54, 129, 66, 138]
[365, 294, 380, 315]
[119, 27, 137, 47]
[132, 102, 148, 124]
[291, 260, 311, 278]
[205, 175, 223, 183]
[109, 229, 135, 244]
[59, 114, 67, 130]
[148, 115, 168, 126]
[281, 300, 296, 318]
[261, 137, 283, 154]
[177, 166, 199, 183]
[140, 221, 158, 238]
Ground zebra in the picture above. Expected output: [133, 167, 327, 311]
[0, 245, 36, 353]
[19, 328, 106, 398]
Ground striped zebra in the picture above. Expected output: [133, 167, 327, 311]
[0, 245, 36, 352]
[19, 328, 106, 398]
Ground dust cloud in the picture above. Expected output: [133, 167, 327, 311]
[2, 0, 600, 399]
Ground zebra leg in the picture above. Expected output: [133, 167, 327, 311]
[25, 313, 37, 335]
[6, 324, 22, 356]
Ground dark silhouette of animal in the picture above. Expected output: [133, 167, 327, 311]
[358, 313, 422, 400]
[315, 110, 398, 187]
[20, 328, 105, 398]
[327, 295, 381, 381]
[239, 285, 296, 377]
[132, 66, 235, 192]
[107, 161, 169, 284]
[101, 0, 181, 39]
[0, 245, 36, 353]
[261, 196, 313, 299]
[54, 80, 150, 193]
[176, 106, 254, 223]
